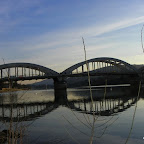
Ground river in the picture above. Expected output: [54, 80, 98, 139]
[0, 85, 143, 144]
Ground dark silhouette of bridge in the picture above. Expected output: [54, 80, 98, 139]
[61, 57, 139, 76]
[0, 57, 142, 95]
[0, 63, 59, 82]
[0, 57, 140, 81]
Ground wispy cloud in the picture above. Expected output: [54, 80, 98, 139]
[0, 15, 143, 72]
[18, 15, 144, 52]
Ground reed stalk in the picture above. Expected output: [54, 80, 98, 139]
[125, 81, 141, 144]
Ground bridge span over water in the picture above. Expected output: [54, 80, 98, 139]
[0, 57, 143, 94]
[0, 57, 141, 82]
[0, 56, 142, 101]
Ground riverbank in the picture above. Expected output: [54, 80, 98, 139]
[0, 88, 29, 93]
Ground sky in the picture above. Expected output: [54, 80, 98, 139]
[0, 0, 144, 72]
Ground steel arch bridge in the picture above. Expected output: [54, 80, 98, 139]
[61, 57, 139, 77]
[0, 63, 59, 82]
[0, 57, 139, 83]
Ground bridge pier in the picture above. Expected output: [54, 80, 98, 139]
[53, 78, 67, 103]
[130, 79, 141, 92]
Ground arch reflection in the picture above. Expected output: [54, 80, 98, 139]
[0, 86, 140, 122]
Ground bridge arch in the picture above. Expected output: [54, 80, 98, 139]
[0, 63, 59, 81]
[61, 57, 139, 76]
[0, 102, 58, 122]
[68, 97, 138, 116]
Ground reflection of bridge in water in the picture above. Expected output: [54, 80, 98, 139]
[0, 95, 139, 122]
[0, 102, 59, 122]
[69, 97, 138, 116]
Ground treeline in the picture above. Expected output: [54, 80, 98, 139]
[0, 82, 31, 90]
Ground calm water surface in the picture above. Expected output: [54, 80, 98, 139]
[0, 86, 144, 144]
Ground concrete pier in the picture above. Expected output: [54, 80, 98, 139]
[54, 78, 67, 103]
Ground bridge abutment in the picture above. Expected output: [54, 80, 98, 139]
[53, 77, 67, 102]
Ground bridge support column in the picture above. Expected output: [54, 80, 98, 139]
[54, 77, 67, 103]
[130, 79, 141, 92]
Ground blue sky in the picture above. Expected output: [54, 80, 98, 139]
[0, 0, 144, 72]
